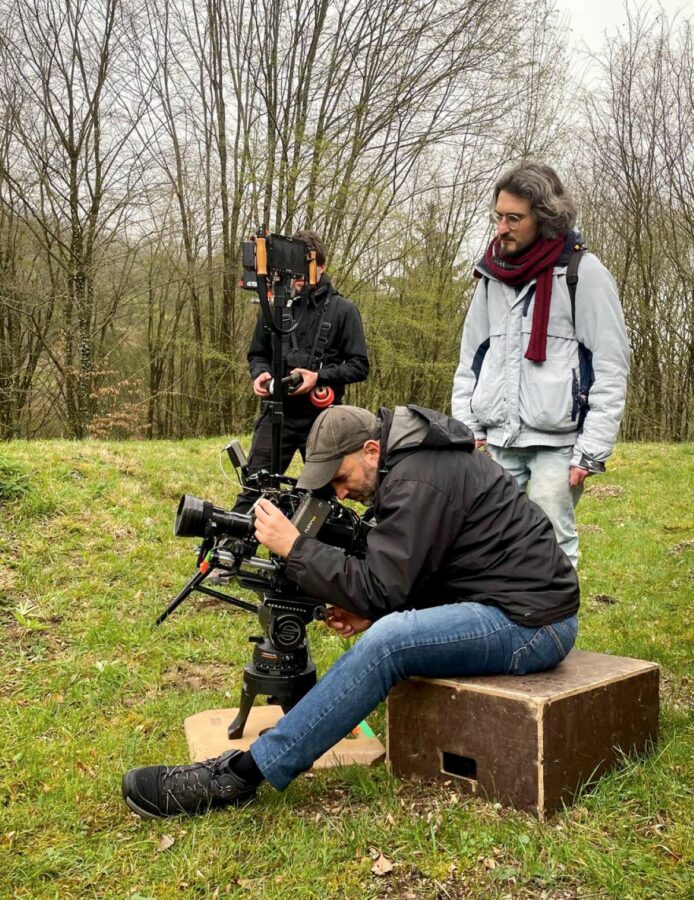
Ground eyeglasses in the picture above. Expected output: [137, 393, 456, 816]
[489, 211, 530, 230]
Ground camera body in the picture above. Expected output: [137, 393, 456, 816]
[174, 483, 369, 587]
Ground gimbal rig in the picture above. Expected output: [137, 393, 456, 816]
[156, 230, 369, 739]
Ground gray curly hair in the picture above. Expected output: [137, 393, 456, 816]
[494, 162, 577, 239]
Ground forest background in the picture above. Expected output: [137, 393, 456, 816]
[0, 0, 692, 443]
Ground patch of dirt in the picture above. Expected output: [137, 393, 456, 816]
[576, 523, 603, 534]
[194, 596, 236, 613]
[0, 612, 68, 661]
[161, 661, 231, 691]
[669, 539, 694, 555]
[590, 593, 619, 606]
[294, 779, 464, 827]
[0, 566, 18, 597]
[659, 671, 693, 711]
[584, 484, 625, 499]
[371, 864, 583, 899]
[373, 866, 469, 899]
[109, 524, 138, 539]
[294, 784, 371, 820]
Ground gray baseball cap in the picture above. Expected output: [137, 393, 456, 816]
[296, 406, 381, 490]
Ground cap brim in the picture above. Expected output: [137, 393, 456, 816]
[296, 455, 343, 490]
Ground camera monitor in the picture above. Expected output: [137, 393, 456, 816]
[240, 233, 312, 290]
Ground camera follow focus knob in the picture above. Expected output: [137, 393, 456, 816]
[310, 385, 334, 408]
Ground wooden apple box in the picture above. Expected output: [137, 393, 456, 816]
[386, 649, 659, 819]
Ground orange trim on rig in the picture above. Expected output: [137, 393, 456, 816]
[256, 235, 268, 275]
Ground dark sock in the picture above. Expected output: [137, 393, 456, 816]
[230, 750, 264, 786]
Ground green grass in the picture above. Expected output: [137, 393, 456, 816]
[1, 439, 692, 899]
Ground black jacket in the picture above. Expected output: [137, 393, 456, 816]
[247, 274, 369, 409]
[285, 405, 579, 626]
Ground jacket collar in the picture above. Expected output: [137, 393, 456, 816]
[293, 273, 331, 308]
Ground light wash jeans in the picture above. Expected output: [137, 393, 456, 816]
[250, 603, 578, 790]
[487, 444, 583, 567]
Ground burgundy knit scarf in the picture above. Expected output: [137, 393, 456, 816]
[479, 236, 564, 362]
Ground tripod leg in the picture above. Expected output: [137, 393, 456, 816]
[155, 568, 208, 625]
[227, 681, 256, 739]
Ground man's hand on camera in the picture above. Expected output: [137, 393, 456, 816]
[289, 368, 318, 395]
[324, 606, 372, 637]
[253, 497, 300, 557]
[253, 372, 271, 397]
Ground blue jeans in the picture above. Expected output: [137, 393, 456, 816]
[250, 603, 578, 789]
[487, 444, 583, 567]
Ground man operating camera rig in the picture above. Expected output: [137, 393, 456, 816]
[122, 404, 579, 819]
[232, 229, 369, 516]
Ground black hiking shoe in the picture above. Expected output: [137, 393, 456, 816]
[122, 749, 257, 819]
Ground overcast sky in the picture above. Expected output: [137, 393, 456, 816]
[554, 0, 692, 56]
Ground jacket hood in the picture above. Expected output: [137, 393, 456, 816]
[378, 405, 475, 475]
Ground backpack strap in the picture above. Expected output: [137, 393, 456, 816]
[307, 294, 335, 369]
[566, 244, 587, 328]
[283, 310, 296, 358]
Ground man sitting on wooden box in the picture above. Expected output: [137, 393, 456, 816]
[122, 405, 579, 819]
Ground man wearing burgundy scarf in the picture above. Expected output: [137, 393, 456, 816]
[452, 163, 629, 566]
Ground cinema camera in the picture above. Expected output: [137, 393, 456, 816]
[156, 228, 372, 739]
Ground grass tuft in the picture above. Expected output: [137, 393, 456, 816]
[0, 456, 32, 501]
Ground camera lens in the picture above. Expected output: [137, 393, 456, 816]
[174, 494, 210, 537]
[174, 494, 254, 541]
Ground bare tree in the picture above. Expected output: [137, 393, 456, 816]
[578, 5, 694, 440]
[0, 0, 147, 437]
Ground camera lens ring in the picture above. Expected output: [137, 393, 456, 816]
[174, 494, 211, 537]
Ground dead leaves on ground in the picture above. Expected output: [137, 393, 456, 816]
[584, 484, 625, 499]
[371, 852, 394, 876]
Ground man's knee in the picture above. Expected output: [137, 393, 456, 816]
[356, 610, 412, 653]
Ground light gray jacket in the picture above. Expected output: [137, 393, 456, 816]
[451, 251, 630, 471]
